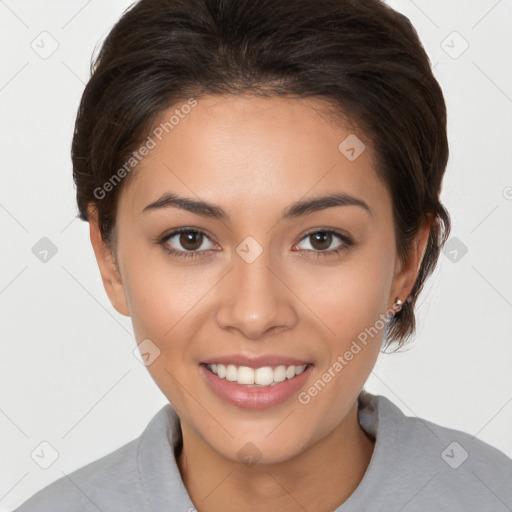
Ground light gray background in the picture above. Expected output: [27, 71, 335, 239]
[1, 0, 511, 509]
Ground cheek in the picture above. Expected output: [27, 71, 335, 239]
[122, 248, 219, 346]
[126, 271, 189, 341]
[121, 256, 209, 405]
[294, 256, 390, 426]
[295, 249, 393, 345]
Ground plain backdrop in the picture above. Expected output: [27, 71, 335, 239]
[1, 0, 511, 509]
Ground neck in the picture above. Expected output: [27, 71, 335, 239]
[176, 399, 375, 512]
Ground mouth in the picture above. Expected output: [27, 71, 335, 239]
[199, 360, 313, 409]
[204, 362, 309, 387]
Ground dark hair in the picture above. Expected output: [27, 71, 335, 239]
[72, 0, 451, 350]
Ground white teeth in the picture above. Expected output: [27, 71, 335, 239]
[295, 364, 307, 375]
[225, 364, 238, 382]
[207, 363, 308, 386]
[274, 365, 287, 382]
[238, 366, 255, 384]
[254, 367, 274, 386]
[285, 366, 296, 379]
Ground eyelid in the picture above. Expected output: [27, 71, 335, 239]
[157, 226, 353, 260]
[295, 226, 353, 245]
[155, 228, 218, 261]
[159, 227, 218, 249]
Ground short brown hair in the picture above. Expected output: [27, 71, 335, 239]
[72, 0, 451, 350]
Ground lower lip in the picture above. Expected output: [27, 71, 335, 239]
[200, 364, 313, 409]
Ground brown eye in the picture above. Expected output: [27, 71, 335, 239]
[295, 229, 352, 258]
[309, 231, 333, 251]
[178, 230, 204, 251]
[159, 228, 217, 260]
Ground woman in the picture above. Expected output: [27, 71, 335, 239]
[14, 0, 512, 510]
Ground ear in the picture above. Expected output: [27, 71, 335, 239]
[87, 206, 130, 317]
[389, 215, 432, 308]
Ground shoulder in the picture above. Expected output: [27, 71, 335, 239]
[12, 405, 175, 512]
[12, 438, 144, 512]
[354, 391, 512, 511]
[388, 394, 512, 473]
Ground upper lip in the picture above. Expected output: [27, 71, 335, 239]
[201, 354, 312, 368]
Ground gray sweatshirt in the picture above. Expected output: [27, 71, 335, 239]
[12, 390, 512, 511]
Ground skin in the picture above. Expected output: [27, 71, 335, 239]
[88, 94, 431, 512]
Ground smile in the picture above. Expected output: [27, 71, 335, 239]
[205, 363, 308, 387]
[200, 361, 313, 409]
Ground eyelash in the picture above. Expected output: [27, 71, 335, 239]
[157, 228, 353, 261]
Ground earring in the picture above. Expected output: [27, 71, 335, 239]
[393, 298, 403, 313]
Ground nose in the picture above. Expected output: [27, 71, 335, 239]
[215, 247, 298, 340]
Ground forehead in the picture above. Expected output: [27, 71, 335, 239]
[119, 94, 390, 219]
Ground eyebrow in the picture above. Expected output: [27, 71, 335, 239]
[141, 191, 372, 219]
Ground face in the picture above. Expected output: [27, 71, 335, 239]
[90, 94, 424, 465]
